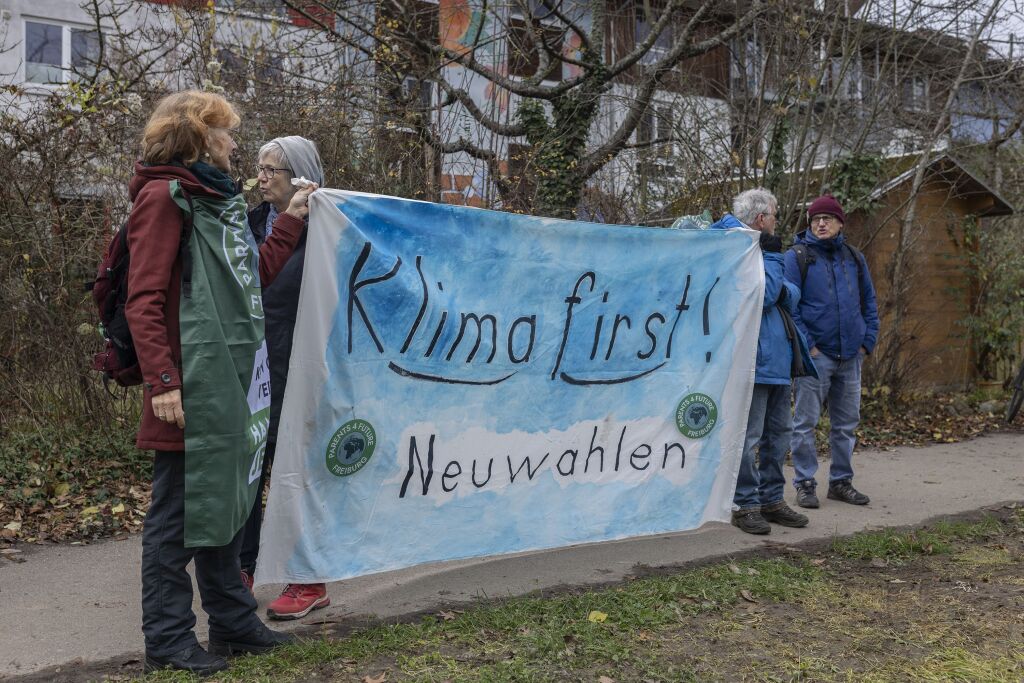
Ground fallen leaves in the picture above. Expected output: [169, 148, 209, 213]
[362, 672, 388, 683]
[587, 610, 608, 623]
[740, 589, 758, 603]
[856, 392, 1021, 450]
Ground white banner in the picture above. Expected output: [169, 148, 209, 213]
[257, 190, 762, 584]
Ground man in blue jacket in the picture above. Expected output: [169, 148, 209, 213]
[711, 189, 817, 535]
[785, 195, 880, 508]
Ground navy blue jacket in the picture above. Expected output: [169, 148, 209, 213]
[710, 214, 816, 385]
[249, 202, 307, 442]
[784, 230, 880, 361]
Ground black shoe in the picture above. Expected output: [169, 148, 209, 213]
[795, 481, 820, 509]
[731, 510, 771, 535]
[144, 644, 228, 676]
[209, 622, 297, 656]
[827, 480, 870, 505]
[762, 501, 809, 527]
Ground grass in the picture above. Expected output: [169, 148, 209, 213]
[124, 512, 1024, 683]
[829, 516, 1003, 564]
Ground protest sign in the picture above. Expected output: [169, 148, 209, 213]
[256, 191, 762, 583]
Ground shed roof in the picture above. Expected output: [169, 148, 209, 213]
[867, 152, 1015, 217]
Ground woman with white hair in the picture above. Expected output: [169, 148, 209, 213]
[239, 136, 331, 618]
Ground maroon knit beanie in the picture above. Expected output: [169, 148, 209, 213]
[807, 195, 846, 225]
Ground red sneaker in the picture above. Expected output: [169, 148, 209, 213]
[266, 583, 330, 620]
[240, 570, 254, 593]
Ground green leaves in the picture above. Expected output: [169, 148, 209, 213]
[829, 153, 884, 214]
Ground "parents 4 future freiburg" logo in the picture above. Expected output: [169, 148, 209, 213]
[675, 393, 718, 438]
[326, 419, 377, 477]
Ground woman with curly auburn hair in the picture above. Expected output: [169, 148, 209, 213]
[125, 90, 318, 676]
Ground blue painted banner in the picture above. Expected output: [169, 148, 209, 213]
[256, 190, 763, 584]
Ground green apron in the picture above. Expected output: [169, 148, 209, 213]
[172, 180, 270, 548]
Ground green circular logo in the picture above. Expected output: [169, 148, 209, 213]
[675, 393, 718, 438]
[326, 419, 377, 477]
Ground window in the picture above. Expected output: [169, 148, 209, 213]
[403, 77, 435, 110]
[527, 0, 556, 21]
[636, 102, 674, 158]
[379, 0, 438, 75]
[635, 4, 672, 67]
[24, 21, 100, 84]
[216, 47, 249, 92]
[831, 55, 863, 101]
[507, 15, 564, 80]
[253, 50, 285, 93]
[902, 75, 929, 112]
[730, 122, 765, 170]
[730, 34, 764, 95]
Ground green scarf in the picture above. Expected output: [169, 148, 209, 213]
[170, 180, 269, 547]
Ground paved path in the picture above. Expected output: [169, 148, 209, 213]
[1, 432, 1022, 678]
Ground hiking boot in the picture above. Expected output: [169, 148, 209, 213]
[762, 501, 809, 528]
[208, 622, 296, 657]
[144, 644, 228, 676]
[827, 480, 870, 505]
[795, 481, 820, 509]
[731, 510, 771, 535]
[267, 583, 330, 620]
[240, 569, 254, 593]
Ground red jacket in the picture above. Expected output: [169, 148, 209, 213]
[125, 162, 304, 450]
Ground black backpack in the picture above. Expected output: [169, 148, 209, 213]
[88, 191, 194, 387]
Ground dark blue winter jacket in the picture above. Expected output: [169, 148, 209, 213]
[709, 214, 816, 385]
[783, 230, 880, 361]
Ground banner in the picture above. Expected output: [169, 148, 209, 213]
[173, 183, 268, 548]
[256, 190, 762, 583]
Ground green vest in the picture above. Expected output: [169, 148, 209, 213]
[172, 181, 269, 547]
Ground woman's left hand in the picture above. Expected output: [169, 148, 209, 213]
[152, 389, 185, 429]
[285, 183, 319, 220]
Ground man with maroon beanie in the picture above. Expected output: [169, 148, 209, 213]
[784, 195, 879, 508]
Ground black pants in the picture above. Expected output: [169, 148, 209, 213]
[239, 440, 276, 574]
[141, 450, 261, 656]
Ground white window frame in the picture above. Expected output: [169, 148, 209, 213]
[22, 18, 101, 86]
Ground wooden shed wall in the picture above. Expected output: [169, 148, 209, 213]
[844, 180, 975, 389]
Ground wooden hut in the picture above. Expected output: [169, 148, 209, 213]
[841, 154, 1014, 389]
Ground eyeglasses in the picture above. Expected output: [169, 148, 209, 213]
[811, 214, 839, 224]
[255, 164, 291, 179]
